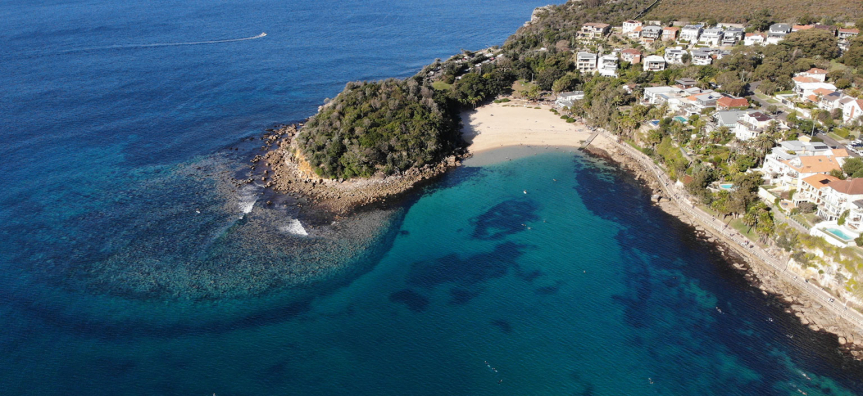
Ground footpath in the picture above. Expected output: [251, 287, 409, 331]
[597, 129, 863, 335]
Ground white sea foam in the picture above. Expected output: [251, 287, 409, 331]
[279, 219, 308, 236]
[237, 184, 260, 214]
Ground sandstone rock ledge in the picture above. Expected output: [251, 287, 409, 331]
[261, 124, 468, 216]
[585, 143, 863, 362]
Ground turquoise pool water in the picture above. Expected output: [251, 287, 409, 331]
[673, 116, 688, 123]
[826, 228, 855, 242]
[719, 183, 734, 190]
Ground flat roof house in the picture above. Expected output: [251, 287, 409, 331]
[580, 23, 610, 39]
[680, 24, 702, 42]
[664, 47, 687, 64]
[597, 54, 618, 77]
[690, 49, 712, 65]
[576, 52, 597, 73]
[642, 55, 666, 72]
[640, 25, 662, 44]
[722, 28, 744, 45]
[699, 28, 724, 46]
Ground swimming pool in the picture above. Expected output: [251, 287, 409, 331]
[673, 116, 688, 123]
[719, 183, 733, 190]
[825, 228, 855, 242]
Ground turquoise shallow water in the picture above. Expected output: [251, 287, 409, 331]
[4, 147, 863, 395]
[3, 0, 863, 393]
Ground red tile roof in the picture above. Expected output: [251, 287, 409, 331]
[716, 97, 749, 108]
[793, 76, 819, 83]
[802, 174, 841, 189]
[827, 178, 863, 195]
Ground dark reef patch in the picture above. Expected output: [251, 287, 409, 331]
[389, 289, 429, 312]
[535, 281, 564, 295]
[449, 288, 481, 305]
[406, 242, 530, 289]
[490, 319, 512, 334]
[514, 266, 543, 283]
[470, 198, 539, 240]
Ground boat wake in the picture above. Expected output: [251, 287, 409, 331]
[60, 32, 267, 54]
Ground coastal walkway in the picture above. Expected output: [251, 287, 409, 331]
[580, 130, 601, 149]
[598, 129, 863, 335]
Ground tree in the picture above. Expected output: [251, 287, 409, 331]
[552, 72, 580, 93]
[780, 30, 841, 60]
[797, 15, 817, 25]
[835, 78, 851, 90]
[748, 9, 773, 32]
[843, 157, 863, 178]
[844, 37, 863, 68]
[838, 210, 850, 226]
[829, 168, 847, 180]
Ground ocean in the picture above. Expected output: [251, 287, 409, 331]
[2, 0, 863, 394]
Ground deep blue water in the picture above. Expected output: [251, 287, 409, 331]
[2, 1, 863, 395]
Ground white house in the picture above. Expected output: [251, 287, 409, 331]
[642, 55, 666, 72]
[767, 23, 791, 44]
[844, 99, 863, 124]
[796, 68, 828, 82]
[839, 28, 860, 40]
[576, 52, 597, 73]
[621, 48, 641, 64]
[793, 81, 837, 100]
[597, 54, 618, 77]
[580, 23, 610, 39]
[680, 24, 702, 42]
[722, 28, 744, 45]
[640, 25, 663, 44]
[690, 49, 712, 65]
[643, 86, 682, 105]
[622, 20, 643, 34]
[796, 176, 863, 225]
[744, 33, 766, 46]
[664, 47, 687, 64]
[699, 28, 724, 46]
[555, 91, 584, 108]
[760, 140, 841, 188]
[714, 110, 753, 129]
[734, 111, 773, 141]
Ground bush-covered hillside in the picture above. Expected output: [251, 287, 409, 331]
[646, 0, 863, 24]
[295, 78, 458, 179]
[505, 0, 654, 52]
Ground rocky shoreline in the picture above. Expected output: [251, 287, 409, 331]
[585, 142, 863, 362]
[250, 120, 863, 361]
[255, 124, 469, 218]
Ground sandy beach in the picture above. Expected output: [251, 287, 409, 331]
[461, 101, 614, 156]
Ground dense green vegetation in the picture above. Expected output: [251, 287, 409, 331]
[646, 0, 863, 24]
[297, 79, 458, 178]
